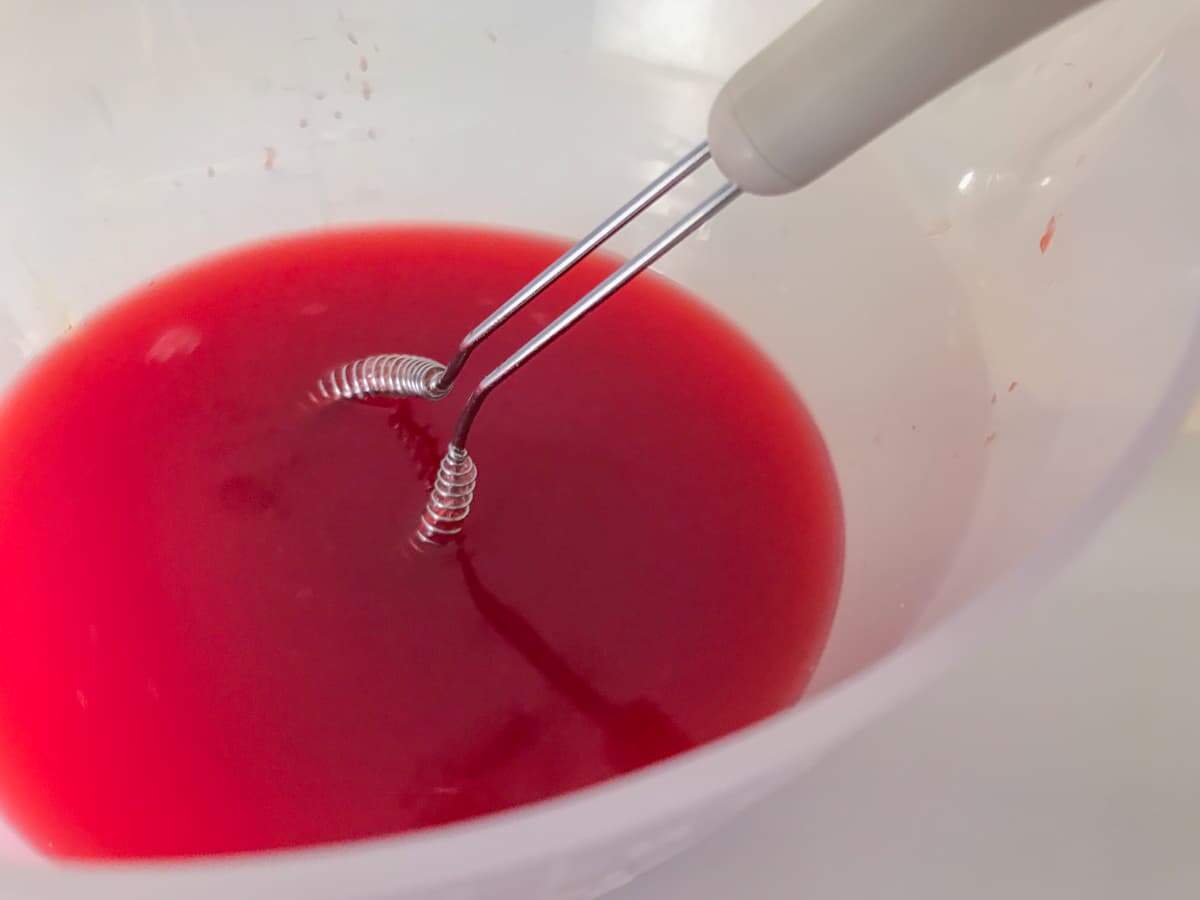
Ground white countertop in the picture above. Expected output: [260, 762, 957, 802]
[614, 430, 1200, 899]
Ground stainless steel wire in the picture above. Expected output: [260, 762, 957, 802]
[309, 354, 448, 407]
[313, 141, 713, 406]
[310, 142, 739, 544]
[414, 445, 478, 546]
[448, 182, 741, 450]
[435, 141, 713, 390]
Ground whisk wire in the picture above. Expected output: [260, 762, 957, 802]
[451, 181, 741, 449]
[310, 142, 740, 545]
[436, 141, 713, 389]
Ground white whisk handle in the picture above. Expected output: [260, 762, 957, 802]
[707, 0, 1100, 196]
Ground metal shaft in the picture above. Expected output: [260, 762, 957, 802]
[450, 181, 742, 449]
[435, 141, 713, 389]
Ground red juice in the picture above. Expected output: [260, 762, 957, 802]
[0, 225, 842, 858]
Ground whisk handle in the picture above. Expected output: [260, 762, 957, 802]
[707, 0, 1100, 196]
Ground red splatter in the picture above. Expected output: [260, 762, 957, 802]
[1008, 381, 1018, 393]
[984, 432, 997, 446]
[359, 55, 368, 72]
[263, 147, 277, 171]
[298, 117, 308, 129]
[361, 81, 373, 101]
[1039, 215, 1057, 254]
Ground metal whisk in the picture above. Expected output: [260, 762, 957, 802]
[310, 0, 1099, 546]
[316, 142, 737, 545]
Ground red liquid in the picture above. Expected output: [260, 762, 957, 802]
[0, 226, 842, 858]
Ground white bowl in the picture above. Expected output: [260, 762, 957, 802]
[0, 0, 1198, 897]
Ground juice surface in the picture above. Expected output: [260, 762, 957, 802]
[0, 226, 843, 858]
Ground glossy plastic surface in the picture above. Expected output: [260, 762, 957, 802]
[707, 0, 1098, 193]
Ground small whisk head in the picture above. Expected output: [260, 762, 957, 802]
[309, 144, 729, 543]
[414, 445, 477, 547]
[309, 354, 448, 407]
